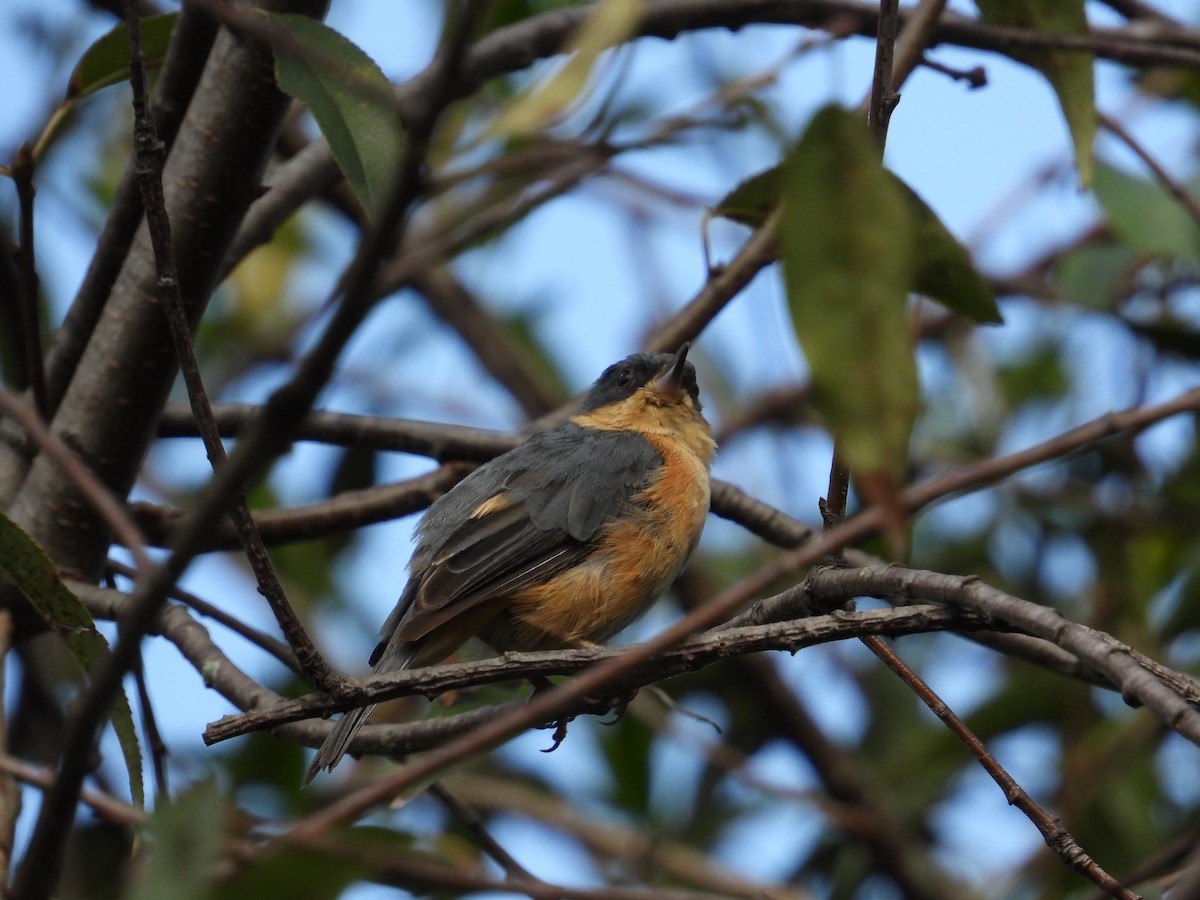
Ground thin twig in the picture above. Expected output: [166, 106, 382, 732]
[804, 567, 1200, 747]
[132, 653, 168, 797]
[863, 635, 1137, 899]
[446, 772, 815, 900]
[429, 782, 543, 882]
[644, 208, 781, 356]
[99, 561, 299, 672]
[0, 754, 143, 828]
[123, 0, 338, 692]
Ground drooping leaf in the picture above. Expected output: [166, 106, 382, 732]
[266, 13, 405, 220]
[125, 781, 225, 900]
[893, 175, 1002, 324]
[712, 165, 1001, 324]
[66, 13, 179, 100]
[1092, 162, 1200, 261]
[779, 104, 919, 484]
[0, 512, 143, 808]
[486, 0, 643, 137]
[975, 0, 1095, 187]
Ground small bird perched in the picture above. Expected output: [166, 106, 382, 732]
[304, 344, 714, 783]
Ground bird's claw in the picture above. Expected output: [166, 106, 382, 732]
[538, 716, 574, 752]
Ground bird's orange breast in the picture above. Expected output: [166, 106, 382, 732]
[482, 415, 714, 651]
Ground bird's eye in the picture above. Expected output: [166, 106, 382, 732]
[616, 369, 632, 387]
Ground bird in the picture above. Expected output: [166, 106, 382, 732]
[304, 343, 714, 784]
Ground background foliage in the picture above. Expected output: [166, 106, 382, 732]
[3, 0, 1200, 898]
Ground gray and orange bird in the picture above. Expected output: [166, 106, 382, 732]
[305, 344, 713, 783]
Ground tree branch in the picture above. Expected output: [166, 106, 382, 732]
[804, 566, 1200, 746]
[205, 602, 983, 744]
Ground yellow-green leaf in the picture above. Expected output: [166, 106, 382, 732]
[487, 0, 643, 138]
[0, 513, 143, 807]
[266, 13, 405, 221]
[779, 105, 919, 481]
[975, 0, 1095, 187]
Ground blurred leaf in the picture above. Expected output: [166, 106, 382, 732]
[1135, 66, 1200, 108]
[0, 512, 143, 808]
[62, 822, 135, 900]
[1161, 567, 1200, 638]
[975, 0, 1094, 186]
[226, 215, 307, 348]
[779, 104, 918, 483]
[1125, 530, 1182, 618]
[710, 165, 780, 229]
[35, 14, 178, 159]
[266, 13, 404, 220]
[487, 0, 642, 137]
[996, 343, 1068, 407]
[1092, 162, 1200, 261]
[1056, 240, 1140, 308]
[224, 731, 308, 800]
[66, 14, 178, 100]
[219, 843, 362, 900]
[126, 780, 225, 900]
[599, 713, 654, 816]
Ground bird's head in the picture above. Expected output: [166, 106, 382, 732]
[579, 344, 702, 416]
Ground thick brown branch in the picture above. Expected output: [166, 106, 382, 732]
[205, 603, 982, 744]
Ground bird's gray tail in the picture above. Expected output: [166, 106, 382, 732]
[302, 702, 377, 786]
[303, 643, 414, 786]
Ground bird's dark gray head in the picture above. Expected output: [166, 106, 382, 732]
[579, 344, 701, 413]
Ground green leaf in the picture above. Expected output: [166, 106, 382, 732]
[1092, 162, 1200, 261]
[709, 165, 782, 229]
[891, 175, 1003, 324]
[712, 166, 1001, 324]
[1056, 240, 1140, 308]
[0, 513, 143, 808]
[34, 13, 179, 161]
[125, 781, 225, 900]
[219, 844, 362, 900]
[266, 13, 405, 220]
[779, 104, 919, 481]
[975, 0, 1095, 186]
[66, 13, 179, 100]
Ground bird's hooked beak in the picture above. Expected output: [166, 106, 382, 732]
[654, 343, 690, 399]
